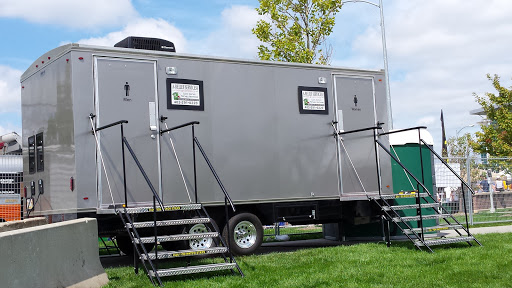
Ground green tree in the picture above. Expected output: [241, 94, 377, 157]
[473, 74, 512, 156]
[447, 133, 474, 158]
[253, 0, 343, 65]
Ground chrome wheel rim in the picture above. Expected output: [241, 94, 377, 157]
[188, 224, 212, 249]
[233, 220, 257, 249]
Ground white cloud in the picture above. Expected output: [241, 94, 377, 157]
[335, 0, 512, 147]
[189, 5, 262, 58]
[0, 0, 138, 29]
[76, 18, 187, 52]
[0, 65, 22, 114]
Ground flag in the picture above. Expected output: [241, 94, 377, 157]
[441, 109, 448, 157]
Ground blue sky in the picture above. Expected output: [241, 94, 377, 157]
[1, 0, 512, 150]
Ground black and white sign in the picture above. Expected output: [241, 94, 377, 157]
[167, 78, 204, 111]
[298, 86, 328, 115]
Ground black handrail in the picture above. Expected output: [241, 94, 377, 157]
[194, 137, 236, 212]
[338, 125, 382, 136]
[94, 120, 129, 132]
[123, 137, 165, 210]
[159, 121, 200, 135]
[420, 139, 476, 195]
[378, 126, 427, 136]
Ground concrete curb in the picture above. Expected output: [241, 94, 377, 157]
[0, 218, 108, 288]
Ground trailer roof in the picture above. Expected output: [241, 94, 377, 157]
[21, 43, 384, 82]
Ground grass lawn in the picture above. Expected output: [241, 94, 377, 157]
[102, 233, 512, 288]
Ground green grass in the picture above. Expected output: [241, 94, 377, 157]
[102, 233, 512, 288]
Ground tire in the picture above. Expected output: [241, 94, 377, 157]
[222, 213, 263, 255]
[115, 234, 155, 255]
[179, 218, 218, 251]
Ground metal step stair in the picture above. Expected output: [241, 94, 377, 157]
[149, 263, 238, 277]
[126, 217, 210, 229]
[135, 232, 219, 244]
[124, 203, 202, 214]
[142, 247, 229, 260]
[415, 236, 475, 247]
[383, 203, 439, 211]
[393, 214, 451, 222]
[371, 192, 481, 253]
[403, 224, 464, 234]
[117, 204, 243, 286]
[377, 193, 429, 200]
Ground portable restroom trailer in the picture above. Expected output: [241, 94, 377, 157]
[21, 38, 394, 254]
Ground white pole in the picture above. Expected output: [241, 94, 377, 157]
[379, 0, 393, 129]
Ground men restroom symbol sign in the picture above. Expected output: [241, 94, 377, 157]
[124, 82, 130, 97]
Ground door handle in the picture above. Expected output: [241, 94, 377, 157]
[149, 102, 157, 131]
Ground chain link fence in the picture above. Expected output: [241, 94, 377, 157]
[0, 155, 23, 222]
[438, 156, 512, 225]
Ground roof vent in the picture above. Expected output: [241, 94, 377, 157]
[114, 36, 176, 52]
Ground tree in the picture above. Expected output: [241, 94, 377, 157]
[252, 0, 343, 65]
[446, 133, 478, 183]
[447, 133, 474, 158]
[473, 74, 512, 156]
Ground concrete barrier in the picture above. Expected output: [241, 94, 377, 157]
[0, 217, 47, 232]
[0, 218, 109, 288]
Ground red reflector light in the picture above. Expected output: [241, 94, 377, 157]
[70, 177, 75, 191]
[36, 65, 38, 68]
[66, 59, 69, 62]
[78, 57, 84, 60]
[379, 79, 382, 82]
[48, 57, 51, 60]
[22, 86, 24, 89]
[42, 61, 44, 64]
[83, 197, 89, 200]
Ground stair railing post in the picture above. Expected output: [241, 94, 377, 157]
[417, 128, 425, 240]
[153, 195, 158, 270]
[461, 183, 470, 234]
[373, 128, 382, 197]
[121, 124, 128, 208]
[225, 196, 231, 261]
[192, 124, 198, 204]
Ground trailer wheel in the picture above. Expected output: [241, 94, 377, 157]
[115, 234, 155, 255]
[179, 218, 218, 251]
[223, 213, 263, 255]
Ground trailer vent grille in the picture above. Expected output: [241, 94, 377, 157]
[114, 36, 176, 53]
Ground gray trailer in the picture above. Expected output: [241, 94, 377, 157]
[20, 38, 393, 255]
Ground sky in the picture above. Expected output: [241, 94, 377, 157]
[1, 0, 511, 150]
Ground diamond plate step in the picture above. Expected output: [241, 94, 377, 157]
[403, 224, 464, 234]
[134, 232, 219, 244]
[127, 217, 210, 229]
[374, 193, 430, 200]
[149, 263, 237, 277]
[142, 247, 228, 260]
[393, 214, 451, 222]
[123, 203, 202, 214]
[383, 203, 440, 211]
[415, 236, 475, 247]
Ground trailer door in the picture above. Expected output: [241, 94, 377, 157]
[94, 57, 161, 208]
[333, 75, 379, 195]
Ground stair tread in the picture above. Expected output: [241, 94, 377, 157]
[142, 247, 228, 260]
[393, 214, 451, 222]
[135, 232, 219, 244]
[384, 203, 440, 211]
[403, 224, 464, 234]
[374, 193, 430, 200]
[124, 203, 202, 214]
[127, 217, 210, 228]
[150, 263, 237, 277]
[416, 236, 475, 246]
